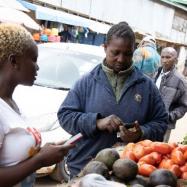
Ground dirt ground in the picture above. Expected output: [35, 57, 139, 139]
[35, 113, 187, 187]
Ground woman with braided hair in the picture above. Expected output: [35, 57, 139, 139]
[0, 23, 74, 187]
[58, 22, 168, 178]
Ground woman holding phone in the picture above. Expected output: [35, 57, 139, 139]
[0, 23, 74, 187]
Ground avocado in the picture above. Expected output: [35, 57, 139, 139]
[128, 174, 149, 187]
[95, 148, 120, 170]
[112, 158, 138, 181]
[82, 160, 110, 179]
[149, 169, 177, 187]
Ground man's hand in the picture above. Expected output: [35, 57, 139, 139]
[119, 121, 142, 143]
[96, 115, 122, 133]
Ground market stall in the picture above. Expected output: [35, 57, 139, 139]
[69, 140, 187, 187]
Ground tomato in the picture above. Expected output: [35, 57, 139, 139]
[178, 144, 187, 153]
[137, 161, 146, 166]
[171, 149, 185, 166]
[150, 152, 162, 164]
[181, 172, 187, 180]
[133, 144, 145, 160]
[151, 142, 172, 155]
[120, 143, 135, 159]
[164, 154, 171, 159]
[183, 150, 187, 160]
[124, 143, 136, 152]
[139, 154, 156, 165]
[169, 142, 178, 150]
[137, 139, 153, 147]
[169, 164, 182, 178]
[120, 150, 137, 162]
[173, 146, 183, 152]
[120, 150, 126, 159]
[159, 158, 174, 169]
[144, 146, 153, 155]
[138, 163, 156, 177]
[180, 164, 187, 173]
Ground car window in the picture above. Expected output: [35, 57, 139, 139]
[35, 47, 103, 89]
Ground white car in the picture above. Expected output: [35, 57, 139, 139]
[13, 42, 105, 179]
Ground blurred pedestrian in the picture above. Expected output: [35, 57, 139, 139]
[133, 35, 160, 78]
[59, 24, 72, 42]
[155, 47, 187, 142]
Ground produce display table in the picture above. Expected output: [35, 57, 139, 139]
[67, 143, 187, 187]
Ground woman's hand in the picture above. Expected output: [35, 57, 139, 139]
[34, 142, 74, 167]
[119, 121, 142, 143]
[96, 114, 122, 133]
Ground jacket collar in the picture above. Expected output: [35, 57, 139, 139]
[102, 59, 134, 76]
[155, 66, 176, 82]
[160, 66, 176, 78]
[91, 64, 146, 90]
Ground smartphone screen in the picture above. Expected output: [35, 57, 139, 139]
[124, 123, 134, 129]
[64, 133, 83, 145]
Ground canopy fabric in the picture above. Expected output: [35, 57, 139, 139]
[0, 0, 29, 12]
[16, 0, 37, 11]
[35, 5, 111, 34]
[0, 7, 41, 30]
[18, 0, 111, 34]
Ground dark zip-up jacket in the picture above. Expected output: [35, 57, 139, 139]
[155, 67, 187, 129]
[58, 65, 168, 177]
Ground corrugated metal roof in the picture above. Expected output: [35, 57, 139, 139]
[159, 0, 187, 11]
[168, 0, 187, 5]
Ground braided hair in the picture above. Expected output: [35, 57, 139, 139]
[105, 22, 135, 47]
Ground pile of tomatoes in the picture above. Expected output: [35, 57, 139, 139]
[120, 140, 187, 179]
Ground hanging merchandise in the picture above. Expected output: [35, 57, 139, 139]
[51, 28, 58, 36]
[43, 28, 51, 36]
[32, 33, 40, 41]
[40, 34, 48, 42]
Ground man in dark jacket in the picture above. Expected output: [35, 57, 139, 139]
[58, 22, 168, 178]
[155, 47, 187, 142]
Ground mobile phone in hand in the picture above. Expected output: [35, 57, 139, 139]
[124, 122, 135, 129]
[64, 133, 83, 145]
[117, 123, 134, 138]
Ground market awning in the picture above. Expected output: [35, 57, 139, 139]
[36, 5, 111, 33]
[0, 7, 41, 30]
[18, 0, 111, 34]
[0, 0, 29, 12]
[16, 0, 37, 11]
